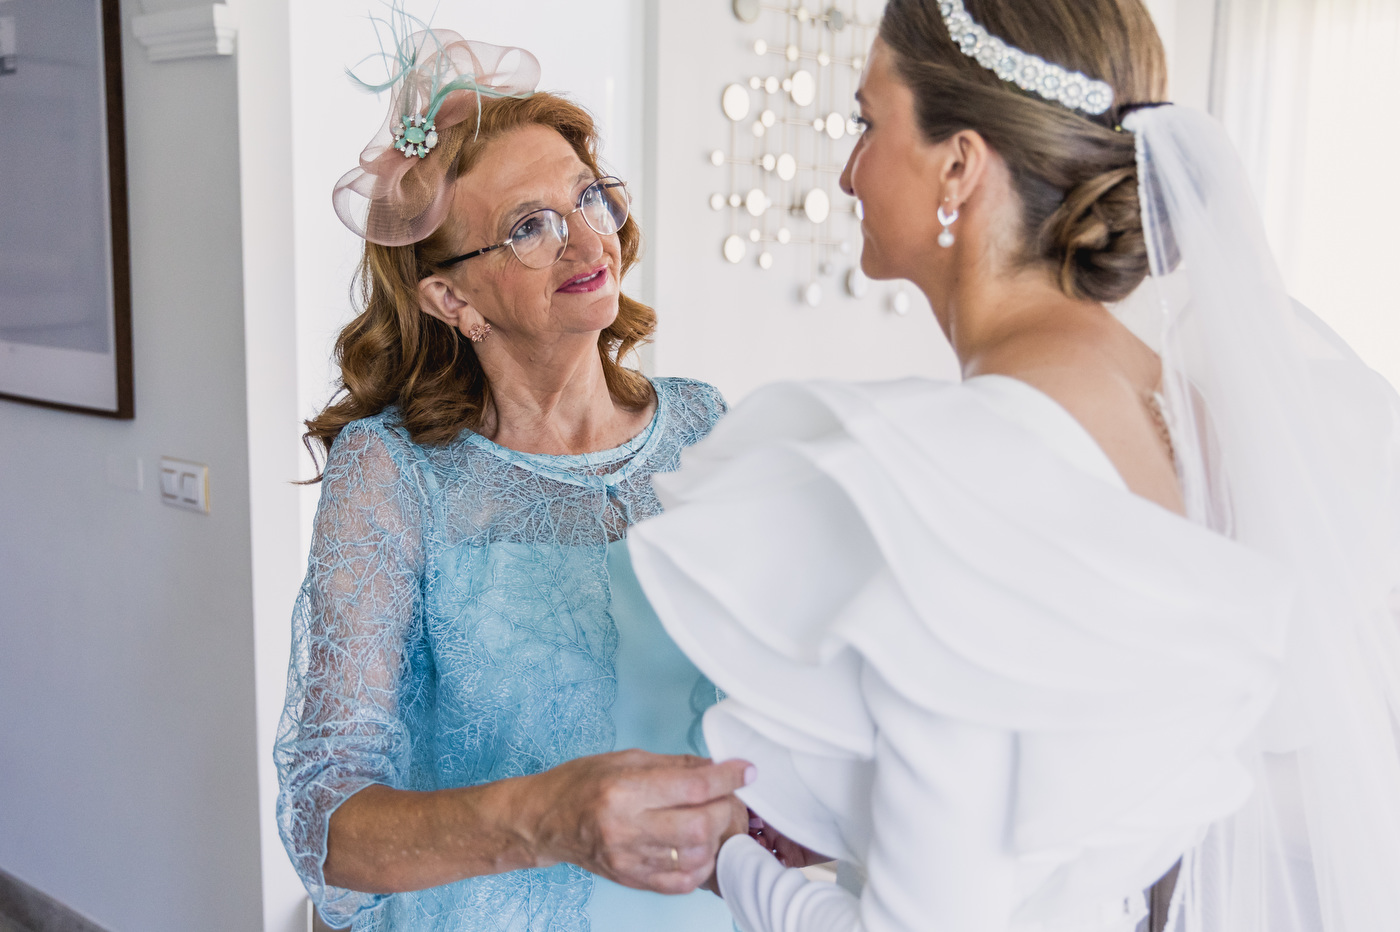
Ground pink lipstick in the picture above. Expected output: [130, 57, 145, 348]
[556, 265, 610, 294]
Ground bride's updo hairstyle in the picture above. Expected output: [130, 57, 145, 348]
[880, 0, 1167, 303]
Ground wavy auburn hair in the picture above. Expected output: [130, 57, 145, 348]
[305, 93, 655, 467]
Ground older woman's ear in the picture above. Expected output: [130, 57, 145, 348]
[418, 273, 486, 333]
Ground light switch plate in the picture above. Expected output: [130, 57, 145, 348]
[159, 457, 210, 514]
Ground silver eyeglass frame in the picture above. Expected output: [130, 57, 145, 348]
[439, 176, 630, 269]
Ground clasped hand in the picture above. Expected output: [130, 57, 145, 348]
[528, 749, 754, 894]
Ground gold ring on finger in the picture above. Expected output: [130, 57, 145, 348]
[669, 846, 680, 869]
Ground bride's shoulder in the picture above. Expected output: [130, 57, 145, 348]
[712, 375, 1106, 473]
[720, 375, 1018, 436]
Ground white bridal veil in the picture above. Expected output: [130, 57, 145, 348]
[1120, 105, 1400, 932]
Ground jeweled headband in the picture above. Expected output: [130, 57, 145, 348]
[937, 0, 1115, 116]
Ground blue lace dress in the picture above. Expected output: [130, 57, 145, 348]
[275, 377, 736, 932]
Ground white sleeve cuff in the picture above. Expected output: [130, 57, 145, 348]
[717, 835, 861, 932]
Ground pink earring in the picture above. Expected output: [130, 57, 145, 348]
[466, 322, 491, 343]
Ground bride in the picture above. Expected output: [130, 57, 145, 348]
[629, 0, 1400, 930]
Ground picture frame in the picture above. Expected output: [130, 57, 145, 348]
[0, 0, 133, 419]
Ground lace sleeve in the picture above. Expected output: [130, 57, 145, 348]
[275, 420, 427, 925]
[658, 377, 729, 439]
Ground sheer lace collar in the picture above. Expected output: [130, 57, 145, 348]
[458, 377, 670, 489]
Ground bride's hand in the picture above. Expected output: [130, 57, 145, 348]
[749, 811, 833, 869]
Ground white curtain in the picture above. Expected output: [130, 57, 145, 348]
[1211, 0, 1400, 386]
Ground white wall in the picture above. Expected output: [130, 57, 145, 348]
[1144, 0, 1218, 110]
[228, 1, 307, 930]
[646, 1, 956, 401]
[1208, 0, 1400, 389]
[1284, 12, 1400, 391]
[0, 1, 265, 928]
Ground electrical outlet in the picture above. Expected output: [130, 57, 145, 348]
[159, 457, 210, 514]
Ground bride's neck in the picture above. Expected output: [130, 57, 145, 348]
[917, 261, 1108, 378]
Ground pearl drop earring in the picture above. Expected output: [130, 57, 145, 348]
[937, 203, 959, 249]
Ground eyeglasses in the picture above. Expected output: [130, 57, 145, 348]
[440, 176, 630, 270]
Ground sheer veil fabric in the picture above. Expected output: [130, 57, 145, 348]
[1123, 106, 1400, 932]
[629, 106, 1400, 932]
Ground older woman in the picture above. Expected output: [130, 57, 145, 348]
[275, 29, 747, 932]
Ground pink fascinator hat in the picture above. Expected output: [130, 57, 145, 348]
[333, 8, 540, 247]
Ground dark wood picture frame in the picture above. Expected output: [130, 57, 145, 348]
[0, 0, 133, 419]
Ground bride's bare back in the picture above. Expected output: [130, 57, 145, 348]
[973, 312, 1186, 516]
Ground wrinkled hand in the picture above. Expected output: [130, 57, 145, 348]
[701, 792, 751, 896]
[524, 750, 754, 895]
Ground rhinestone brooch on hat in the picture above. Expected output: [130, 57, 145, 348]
[938, 0, 1114, 116]
[392, 112, 439, 159]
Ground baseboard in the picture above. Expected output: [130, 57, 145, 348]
[0, 869, 111, 932]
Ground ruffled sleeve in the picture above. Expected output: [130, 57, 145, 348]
[629, 378, 1291, 929]
[274, 419, 428, 926]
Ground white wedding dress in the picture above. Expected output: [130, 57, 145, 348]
[627, 96, 1400, 932]
[629, 373, 1290, 932]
